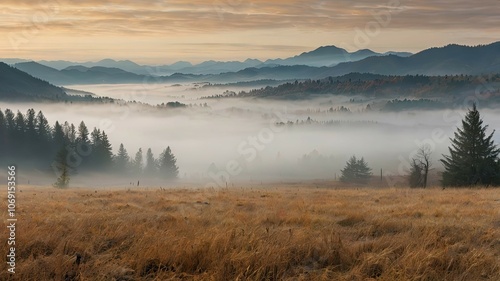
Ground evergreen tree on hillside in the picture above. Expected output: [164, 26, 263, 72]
[0, 110, 5, 134]
[15, 111, 26, 127]
[53, 121, 67, 149]
[340, 156, 372, 184]
[441, 103, 500, 186]
[25, 109, 37, 140]
[4, 109, 15, 133]
[35, 111, 51, 142]
[13, 111, 27, 158]
[158, 146, 179, 180]
[63, 121, 76, 144]
[77, 121, 89, 144]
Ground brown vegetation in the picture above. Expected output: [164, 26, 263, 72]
[1, 184, 499, 280]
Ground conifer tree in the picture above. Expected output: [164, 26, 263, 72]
[100, 131, 113, 167]
[133, 148, 143, 175]
[441, 103, 500, 186]
[158, 146, 179, 180]
[77, 121, 89, 144]
[35, 111, 51, 142]
[13, 111, 26, 152]
[53, 121, 66, 149]
[340, 156, 372, 184]
[115, 143, 130, 172]
[0, 110, 6, 158]
[4, 109, 15, 134]
[145, 148, 157, 175]
[53, 147, 70, 188]
[25, 108, 37, 140]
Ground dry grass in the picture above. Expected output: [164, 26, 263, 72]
[1, 184, 500, 280]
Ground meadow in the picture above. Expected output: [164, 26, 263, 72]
[1, 183, 499, 280]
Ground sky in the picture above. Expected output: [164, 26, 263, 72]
[0, 0, 499, 64]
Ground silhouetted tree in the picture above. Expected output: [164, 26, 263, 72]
[158, 146, 179, 180]
[409, 146, 432, 188]
[0, 108, 184, 185]
[53, 121, 66, 149]
[0, 110, 6, 158]
[114, 143, 130, 172]
[66, 122, 76, 144]
[77, 121, 89, 144]
[441, 103, 500, 187]
[132, 148, 143, 175]
[409, 159, 423, 188]
[4, 109, 15, 133]
[89, 128, 113, 169]
[145, 148, 157, 175]
[35, 110, 51, 142]
[53, 147, 70, 188]
[25, 109, 37, 140]
[340, 156, 372, 184]
[13, 111, 25, 154]
[99, 131, 114, 169]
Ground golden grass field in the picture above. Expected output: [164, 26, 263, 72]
[1, 183, 500, 280]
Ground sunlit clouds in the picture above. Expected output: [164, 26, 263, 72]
[0, 0, 498, 63]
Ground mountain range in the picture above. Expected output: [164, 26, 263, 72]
[2, 42, 500, 87]
[2, 45, 412, 76]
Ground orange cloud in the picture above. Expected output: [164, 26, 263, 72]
[0, 0, 498, 63]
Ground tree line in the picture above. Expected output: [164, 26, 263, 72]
[203, 73, 500, 100]
[1, 104, 499, 188]
[0, 108, 179, 187]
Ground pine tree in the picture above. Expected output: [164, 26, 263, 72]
[63, 121, 76, 144]
[35, 111, 51, 142]
[133, 148, 143, 175]
[441, 104, 500, 186]
[53, 121, 66, 149]
[145, 148, 157, 175]
[340, 156, 372, 184]
[3, 109, 16, 161]
[53, 147, 70, 188]
[115, 143, 130, 172]
[0, 110, 6, 161]
[13, 111, 26, 154]
[25, 109, 37, 140]
[158, 146, 179, 180]
[100, 131, 113, 167]
[91, 130, 113, 170]
[4, 109, 15, 133]
[77, 121, 89, 144]
[90, 128, 101, 145]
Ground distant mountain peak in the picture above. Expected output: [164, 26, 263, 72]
[298, 45, 348, 57]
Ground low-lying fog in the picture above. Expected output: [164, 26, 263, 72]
[3, 82, 500, 187]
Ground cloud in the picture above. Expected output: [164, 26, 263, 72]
[1, 0, 498, 35]
[0, 0, 498, 63]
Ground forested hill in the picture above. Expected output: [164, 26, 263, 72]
[0, 62, 68, 101]
[205, 73, 500, 100]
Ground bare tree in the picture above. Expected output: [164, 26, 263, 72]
[409, 146, 432, 188]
